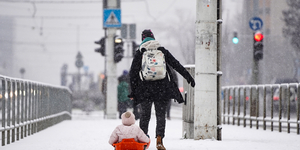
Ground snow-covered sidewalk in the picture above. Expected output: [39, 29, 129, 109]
[3, 107, 300, 150]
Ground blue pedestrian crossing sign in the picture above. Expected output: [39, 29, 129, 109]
[103, 9, 121, 28]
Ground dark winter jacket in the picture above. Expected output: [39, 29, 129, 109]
[128, 38, 195, 105]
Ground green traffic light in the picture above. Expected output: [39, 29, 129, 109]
[232, 37, 239, 44]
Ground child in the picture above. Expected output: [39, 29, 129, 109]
[109, 111, 150, 148]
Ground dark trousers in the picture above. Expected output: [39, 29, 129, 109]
[139, 99, 168, 138]
[118, 101, 127, 119]
[166, 99, 171, 119]
[133, 104, 141, 120]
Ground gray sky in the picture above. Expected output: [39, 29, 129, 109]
[0, 0, 196, 85]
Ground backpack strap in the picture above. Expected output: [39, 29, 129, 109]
[167, 71, 171, 81]
[139, 71, 144, 81]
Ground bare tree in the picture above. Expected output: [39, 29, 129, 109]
[282, 0, 300, 53]
[155, 9, 195, 65]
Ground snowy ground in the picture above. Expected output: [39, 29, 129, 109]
[3, 106, 300, 150]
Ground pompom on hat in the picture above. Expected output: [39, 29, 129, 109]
[141, 29, 155, 41]
[121, 111, 135, 126]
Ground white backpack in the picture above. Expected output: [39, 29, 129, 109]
[139, 47, 167, 81]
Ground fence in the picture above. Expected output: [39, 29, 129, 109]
[222, 83, 300, 135]
[0, 75, 72, 146]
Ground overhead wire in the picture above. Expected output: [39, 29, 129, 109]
[0, 0, 103, 3]
[0, 3, 101, 12]
[142, 0, 178, 21]
[0, 15, 103, 19]
[0, 2, 103, 19]
[0, 0, 137, 19]
[0, 0, 177, 47]
[0, 39, 98, 46]
[8, 24, 102, 31]
[0, 0, 143, 3]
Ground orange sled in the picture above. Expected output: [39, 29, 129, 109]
[113, 138, 148, 150]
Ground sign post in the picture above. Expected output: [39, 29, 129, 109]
[249, 16, 264, 85]
[103, 0, 121, 119]
[249, 1, 263, 117]
[75, 52, 84, 92]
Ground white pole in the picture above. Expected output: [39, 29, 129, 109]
[194, 0, 218, 140]
[105, 0, 118, 119]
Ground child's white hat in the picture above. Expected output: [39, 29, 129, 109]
[121, 111, 135, 126]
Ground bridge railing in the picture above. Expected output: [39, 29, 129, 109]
[222, 84, 300, 135]
[0, 75, 72, 146]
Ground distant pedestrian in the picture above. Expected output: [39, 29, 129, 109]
[118, 70, 130, 84]
[128, 29, 195, 150]
[109, 111, 150, 149]
[117, 71, 130, 119]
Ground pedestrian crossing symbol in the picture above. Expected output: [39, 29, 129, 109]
[103, 9, 121, 28]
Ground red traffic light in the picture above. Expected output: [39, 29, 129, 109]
[254, 32, 264, 42]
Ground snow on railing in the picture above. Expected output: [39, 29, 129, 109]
[0, 75, 72, 146]
[222, 83, 300, 135]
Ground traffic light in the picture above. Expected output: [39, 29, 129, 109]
[114, 36, 124, 63]
[253, 31, 264, 61]
[95, 37, 105, 56]
[232, 32, 239, 44]
[132, 41, 139, 56]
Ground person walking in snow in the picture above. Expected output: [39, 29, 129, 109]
[128, 29, 195, 150]
[119, 70, 141, 120]
[117, 71, 131, 119]
[109, 111, 150, 149]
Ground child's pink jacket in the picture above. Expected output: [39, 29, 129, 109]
[108, 111, 150, 145]
[108, 124, 150, 145]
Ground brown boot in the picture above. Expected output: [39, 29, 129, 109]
[156, 135, 166, 150]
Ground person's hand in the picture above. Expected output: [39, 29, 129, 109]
[187, 78, 195, 87]
[146, 139, 151, 149]
[128, 94, 133, 99]
[190, 80, 195, 87]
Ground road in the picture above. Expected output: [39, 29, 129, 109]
[2, 106, 300, 150]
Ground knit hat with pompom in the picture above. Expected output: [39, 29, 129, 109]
[121, 111, 135, 126]
[141, 29, 155, 41]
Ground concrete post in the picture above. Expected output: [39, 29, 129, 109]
[105, 0, 118, 119]
[194, 0, 218, 140]
[182, 65, 195, 139]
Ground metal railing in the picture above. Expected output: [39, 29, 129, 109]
[222, 83, 300, 135]
[0, 75, 72, 146]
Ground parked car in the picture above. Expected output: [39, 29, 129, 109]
[225, 90, 249, 106]
[272, 78, 298, 112]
